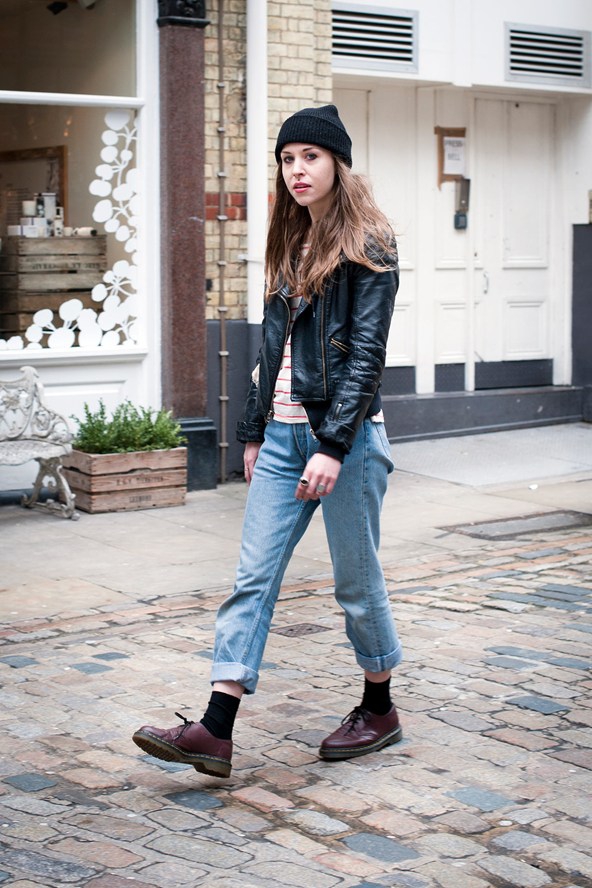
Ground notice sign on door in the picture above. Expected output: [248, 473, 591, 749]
[434, 126, 467, 187]
[443, 137, 466, 176]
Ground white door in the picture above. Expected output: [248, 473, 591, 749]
[334, 85, 417, 372]
[473, 98, 555, 370]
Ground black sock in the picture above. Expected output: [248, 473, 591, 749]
[200, 691, 241, 740]
[361, 676, 392, 716]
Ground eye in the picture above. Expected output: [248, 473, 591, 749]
[305, 152, 318, 161]
[282, 155, 294, 164]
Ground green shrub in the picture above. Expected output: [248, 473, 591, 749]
[72, 400, 186, 454]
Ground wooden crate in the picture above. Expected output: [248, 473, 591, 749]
[1, 235, 107, 259]
[0, 236, 107, 337]
[0, 235, 107, 291]
[62, 448, 187, 513]
[0, 270, 103, 292]
[0, 290, 97, 338]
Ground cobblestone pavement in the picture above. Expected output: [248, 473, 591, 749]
[0, 443, 591, 888]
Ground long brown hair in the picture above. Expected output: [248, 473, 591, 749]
[265, 156, 396, 302]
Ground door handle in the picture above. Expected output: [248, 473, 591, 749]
[483, 272, 489, 294]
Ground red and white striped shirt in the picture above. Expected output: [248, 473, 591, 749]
[272, 294, 308, 423]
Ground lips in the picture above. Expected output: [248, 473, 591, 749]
[293, 183, 310, 193]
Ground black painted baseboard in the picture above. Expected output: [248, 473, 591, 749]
[178, 417, 218, 490]
[383, 386, 584, 442]
[434, 360, 554, 392]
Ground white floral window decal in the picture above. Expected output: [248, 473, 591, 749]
[0, 110, 139, 351]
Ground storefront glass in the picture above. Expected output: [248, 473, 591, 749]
[0, 0, 135, 97]
[0, 104, 138, 349]
[0, 0, 141, 352]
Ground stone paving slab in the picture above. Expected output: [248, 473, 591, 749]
[1, 492, 591, 887]
[1, 427, 591, 888]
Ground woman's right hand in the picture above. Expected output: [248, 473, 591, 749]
[244, 441, 262, 485]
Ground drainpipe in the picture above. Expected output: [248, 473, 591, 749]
[246, 0, 268, 342]
[217, 0, 228, 482]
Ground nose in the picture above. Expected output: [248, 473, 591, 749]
[292, 157, 305, 176]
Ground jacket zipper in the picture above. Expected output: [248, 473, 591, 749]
[319, 295, 328, 398]
[330, 337, 349, 354]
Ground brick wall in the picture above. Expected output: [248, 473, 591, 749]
[204, 0, 333, 321]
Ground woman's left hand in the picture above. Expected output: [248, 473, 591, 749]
[296, 452, 341, 500]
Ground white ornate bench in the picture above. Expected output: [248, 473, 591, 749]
[0, 366, 77, 519]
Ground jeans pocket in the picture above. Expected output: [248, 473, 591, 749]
[372, 422, 395, 473]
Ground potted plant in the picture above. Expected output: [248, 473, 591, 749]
[62, 400, 187, 513]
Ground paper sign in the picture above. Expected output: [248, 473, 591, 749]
[443, 137, 466, 176]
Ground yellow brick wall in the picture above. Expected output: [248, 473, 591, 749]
[204, 0, 333, 321]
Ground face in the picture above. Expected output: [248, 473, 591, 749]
[280, 143, 336, 221]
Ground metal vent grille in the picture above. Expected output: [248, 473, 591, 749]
[332, 4, 418, 73]
[506, 23, 591, 88]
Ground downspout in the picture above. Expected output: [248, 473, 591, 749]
[464, 96, 476, 393]
[217, 0, 229, 482]
[246, 0, 268, 336]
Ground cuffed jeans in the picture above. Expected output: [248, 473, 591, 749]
[211, 419, 403, 694]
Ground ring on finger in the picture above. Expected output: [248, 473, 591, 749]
[299, 477, 309, 486]
[316, 483, 327, 494]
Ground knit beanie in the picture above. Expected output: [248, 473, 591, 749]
[275, 104, 353, 168]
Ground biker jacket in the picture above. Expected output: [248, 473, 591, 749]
[236, 242, 399, 462]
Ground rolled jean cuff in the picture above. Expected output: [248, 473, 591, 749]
[355, 643, 403, 674]
[210, 661, 259, 695]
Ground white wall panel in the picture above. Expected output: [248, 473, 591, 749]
[435, 183, 469, 269]
[335, 84, 418, 366]
[503, 102, 551, 267]
[504, 301, 547, 357]
[388, 302, 416, 364]
[369, 86, 417, 270]
[435, 302, 467, 361]
[0, 354, 147, 489]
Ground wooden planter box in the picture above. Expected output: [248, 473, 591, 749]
[62, 447, 187, 513]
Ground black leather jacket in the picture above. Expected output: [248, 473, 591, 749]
[237, 242, 399, 462]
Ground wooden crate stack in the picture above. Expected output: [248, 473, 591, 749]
[0, 236, 107, 339]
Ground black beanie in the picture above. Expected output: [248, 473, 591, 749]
[275, 104, 353, 168]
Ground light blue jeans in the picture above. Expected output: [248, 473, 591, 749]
[211, 419, 403, 693]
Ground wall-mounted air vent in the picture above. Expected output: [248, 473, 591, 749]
[332, 3, 418, 73]
[506, 23, 591, 88]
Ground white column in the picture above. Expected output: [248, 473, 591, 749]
[464, 95, 476, 392]
[136, 0, 160, 406]
[246, 0, 268, 325]
[452, 0, 473, 88]
[415, 87, 436, 394]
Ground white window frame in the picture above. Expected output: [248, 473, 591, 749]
[0, 1, 160, 366]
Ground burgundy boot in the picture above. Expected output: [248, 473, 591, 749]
[319, 704, 402, 760]
[133, 712, 232, 778]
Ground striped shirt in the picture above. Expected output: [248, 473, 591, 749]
[273, 294, 308, 423]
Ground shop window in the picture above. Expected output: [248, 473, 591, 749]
[0, 0, 135, 97]
[0, 0, 143, 352]
[0, 105, 138, 349]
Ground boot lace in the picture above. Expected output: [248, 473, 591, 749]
[173, 711, 195, 740]
[341, 706, 370, 734]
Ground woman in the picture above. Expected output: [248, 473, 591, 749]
[133, 105, 403, 778]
